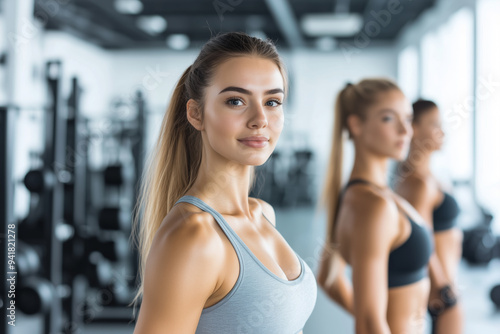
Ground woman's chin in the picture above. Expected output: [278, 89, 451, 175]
[235, 155, 271, 167]
[391, 149, 408, 161]
[248, 158, 270, 167]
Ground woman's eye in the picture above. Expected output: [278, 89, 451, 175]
[226, 98, 244, 107]
[382, 116, 393, 122]
[266, 100, 283, 107]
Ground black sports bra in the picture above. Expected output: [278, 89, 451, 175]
[432, 191, 460, 232]
[342, 179, 434, 288]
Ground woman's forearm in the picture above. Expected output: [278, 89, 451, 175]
[355, 316, 391, 334]
[319, 276, 355, 315]
[428, 253, 450, 287]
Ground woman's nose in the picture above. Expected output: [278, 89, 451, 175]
[248, 104, 268, 129]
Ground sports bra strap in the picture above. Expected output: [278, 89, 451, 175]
[344, 178, 386, 191]
[342, 178, 408, 217]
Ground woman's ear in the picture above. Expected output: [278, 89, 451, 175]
[186, 99, 203, 131]
[346, 114, 362, 138]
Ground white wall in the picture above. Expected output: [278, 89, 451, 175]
[42, 31, 113, 117]
[109, 49, 199, 111]
[108, 49, 199, 150]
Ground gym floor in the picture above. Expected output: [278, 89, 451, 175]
[13, 206, 500, 334]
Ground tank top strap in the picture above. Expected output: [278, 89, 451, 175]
[174, 195, 244, 252]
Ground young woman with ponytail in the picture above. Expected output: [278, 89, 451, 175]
[394, 99, 463, 334]
[131, 32, 316, 334]
[317, 79, 434, 334]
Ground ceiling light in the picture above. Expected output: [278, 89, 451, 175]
[114, 0, 143, 15]
[136, 16, 167, 35]
[301, 13, 363, 37]
[166, 34, 190, 50]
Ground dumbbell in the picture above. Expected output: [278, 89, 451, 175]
[462, 226, 496, 265]
[494, 236, 500, 259]
[98, 206, 130, 230]
[103, 164, 134, 186]
[17, 277, 56, 315]
[18, 214, 44, 240]
[23, 169, 55, 193]
[104, 165, 124, 186]
[490, 284, 500, 308]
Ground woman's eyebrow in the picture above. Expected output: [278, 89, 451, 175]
[218, 86, 284, 95]
[377, 108, 396, 115]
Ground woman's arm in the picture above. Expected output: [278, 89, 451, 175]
[317, 247, 354, 315]
[349, 190, 399, 334]
[133, 212, 224, 334]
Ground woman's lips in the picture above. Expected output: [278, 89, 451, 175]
[237, 139, 269, 148]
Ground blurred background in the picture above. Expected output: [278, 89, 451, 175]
[1, 0, 499, 333]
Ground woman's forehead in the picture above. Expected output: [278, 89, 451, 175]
[209, 57, 284, 94]
[365, 90, 411, 116]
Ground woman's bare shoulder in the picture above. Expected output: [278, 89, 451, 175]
[342, 184, 400, 235]
[137, 205, 225, 333]
[148, 204, 226, 278]
[395, 173, 441, 212]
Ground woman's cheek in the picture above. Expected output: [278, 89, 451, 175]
[214, 114, 240, 135]
[270, 112, 284, 131]
[373, 124, 392, 143]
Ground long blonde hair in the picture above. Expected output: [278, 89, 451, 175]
[322, 78, 400, 247]
[129, 32, 288, 313]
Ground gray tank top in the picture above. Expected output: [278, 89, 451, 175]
[174, 195, 317, 334]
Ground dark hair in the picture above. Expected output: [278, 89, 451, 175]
[412, 99, 437, 124]
[130, 31, 288, 313]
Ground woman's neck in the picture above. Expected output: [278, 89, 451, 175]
[403, 142, 432, 177]
[186, 155, 254, 218]
[350, 150, 389, 189]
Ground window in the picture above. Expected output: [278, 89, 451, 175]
[476, 0, 500, 230]
[398, 45, 419, 102]
[420, 8, 474, 182]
